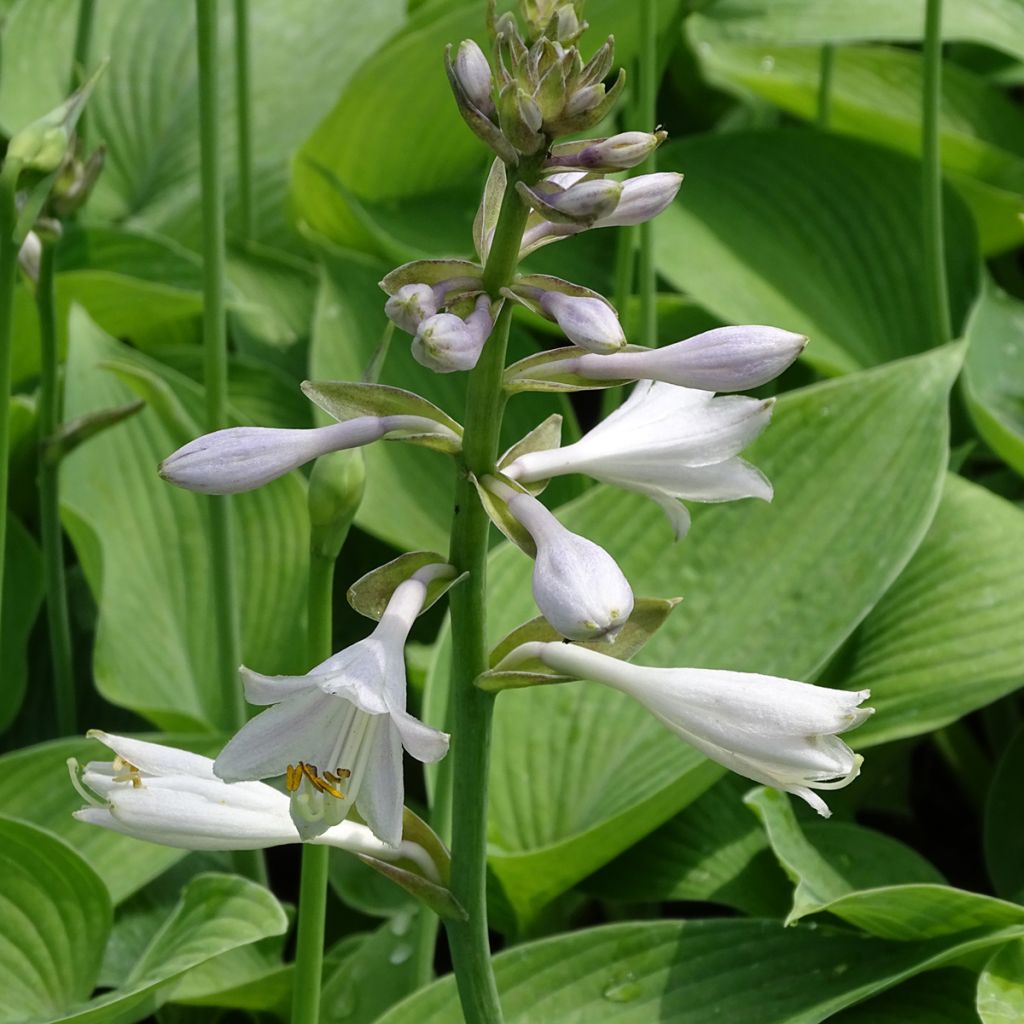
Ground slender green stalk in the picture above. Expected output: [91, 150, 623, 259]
[636, 0, 658, 350]
[0, 159, 23, 638]
[922, 0, 952, 346]
[233, 0, 254, 240]
[291, 551, 336, 1024]
[816, 45, 835, 128]
[36, 238, 76, 736]
[443, 160, 540, 1024]
[195, 0, 244, 733]
[70, 0, 97, 90]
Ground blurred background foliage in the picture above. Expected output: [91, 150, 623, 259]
[2, 0, 1024, 1021]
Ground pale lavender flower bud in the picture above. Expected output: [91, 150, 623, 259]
[593, 172, 683, 228]
[385, 283, 438, 336]
[412, 295, 494, 374]
[17, 231, 42, 283]
[505, 488, 633, 641]
[160, 417, 447, 495]
[565, 83, 604, 117]
[551, 178, 623, 219]
[547, 131, 668, 172]
[455, 40, 494, 115]
[539, 291, 625, 353]
[575, 326, 808, 392]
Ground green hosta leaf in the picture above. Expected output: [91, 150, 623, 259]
[61, 308, 308, 729]
[689, 36, 1024, 253]
[376, 918, 1024, 1024]
[57, 873, 287, 1024]
[978, 940, 1024, 1024]
[689, 0, 1024, 61]
[838, 473, 1024, 747]
[655, 131, 978, 374]
[292, 0, 682, 253]
[584, 775, 789, 916]
[963, 276, 1024, 476]
[310, 246, 579, 552]
[425, 345, 960, 924]
[985, 726, 1024, 903]
[0, 734, 221, 903]
[0, 517, 43, 732]
[831, 970, 982, 1024]
[750, 787, 1024, 941]
[0, 817, 112, 1024]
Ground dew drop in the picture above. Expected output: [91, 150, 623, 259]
[603, 972, 641, 1003]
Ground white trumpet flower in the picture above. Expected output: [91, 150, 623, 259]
[503, 642, 873, 817]
[215, 567, 451, 845]
[70, 732, 436, 875]
[505, 381, 774, 538]
[491, 480, 633, 641]
[161, 416, 458, 495]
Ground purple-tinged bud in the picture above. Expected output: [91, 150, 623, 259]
[539, 292, 625, 353]
[547, 131, 668, 172]
[518, 177, 622, 225]
[564, 83, 604, 117]
[455, 40, 494, 115]
[412, 295, 494, 374]
[385, 283, 438, 336]
[593, 172, 683, 228]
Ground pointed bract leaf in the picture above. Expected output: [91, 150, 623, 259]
[348, 552, 462, 621]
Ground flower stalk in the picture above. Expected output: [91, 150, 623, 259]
[443, 156, 542, 1024]
[637, 0, 658, 349]
[233, 0, 254, 240]
[36, 235, 77, 736]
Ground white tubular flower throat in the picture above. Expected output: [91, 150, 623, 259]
[70, 732, 436, 875]
[214, 566, 452, 845]
[505, 381, 774, 539]
[495, 481, 634, 641]
[508, 643, 872, 818]
[160, 416, 457, 495]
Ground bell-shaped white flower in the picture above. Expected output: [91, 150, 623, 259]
[538, 291, 626, 354]
[215, 568, 451, 845]
[160, 416, 456, 495]
[496, 482, 634, 641]
[412, 294, 494, 373]
[385, 283, 439, 335]
[505, 381, 773, 538]
[454, 39, 494, 115]
[536, 325, 808, 393]
[70, 731, 436, 875]
[504, 642, 873, 817]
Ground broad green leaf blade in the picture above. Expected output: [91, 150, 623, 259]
[56, 873, 287, 1024]
[0, 517, 43, 731]
[61, 308, 308, 729]
[311, 247, 580, 552]
[655, 131, 978, 374]
[426, 345, 960, 923]
[985, 726, 1024, 903]
[689, 36, 1024, 253]
[292, 0, 682, 252]
[0, 817, 112, 1024]
[690, 0, 1024, 61]
[584, 775, 790, 917]
[0, 735, 221, 903]
[978, 940, 1024, 1024]
[750, 787, 1024, 941]
[747, 788, 943, 923]
[838, 474, 1024, 747]
[963, 276, 1024, 476]
[376, 918, 1024, 1024]
[831, 970, 981, 1024]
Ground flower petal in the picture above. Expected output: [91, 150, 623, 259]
[389, 706, 450, 764]
[239, 666, 321, 706]
[87, 731, 217, 780]
[355, 722, 405, 847]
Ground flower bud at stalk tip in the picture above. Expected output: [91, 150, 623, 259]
[455, 39, 494, 114]
[308, 451, 366, 561]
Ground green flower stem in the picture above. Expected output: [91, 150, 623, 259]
[922, 0, 952, 346]
[636, 0, 658, 350]
[816, 45, 835, 128]
[36, 237, 76, 736]
[233, 0, 254, 240]
[195, 0, 243, 734]
[70, 0, 97, 98]
[291, 550, 338, 1024]
[0, 159, 22, 638]
[444, 159, 540, 1024]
